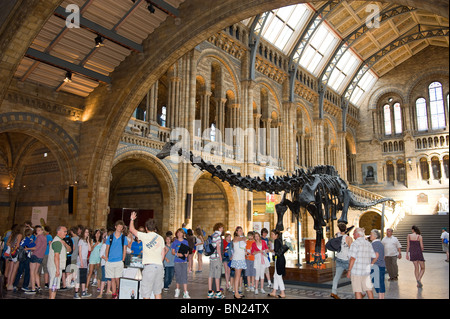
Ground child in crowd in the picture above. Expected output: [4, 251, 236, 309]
[163, 235, 175, 291]
[75, 227, 91, 298]
[245, 231, 255, 292]
[171, 228, 190, 298]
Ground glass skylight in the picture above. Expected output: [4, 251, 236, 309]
[328, 50, 360, 93]
[299, 23, 338, 75]
[260, 4, 311, 53]
[349, 70, 377, 105]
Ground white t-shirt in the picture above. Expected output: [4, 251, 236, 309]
[441, 231, 449, 243]
[138, 231, 164, 266]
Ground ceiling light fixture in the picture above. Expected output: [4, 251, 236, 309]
[64, 71, 73, 83]
[147, 3, 155, 13]
[95, 35, 104, 47]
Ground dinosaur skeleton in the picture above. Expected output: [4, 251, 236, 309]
[157, 141, 395, 265]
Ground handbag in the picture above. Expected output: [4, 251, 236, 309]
[275, 244, 289, 257]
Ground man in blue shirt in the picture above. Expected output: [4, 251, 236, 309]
[105, 220, 128, 299]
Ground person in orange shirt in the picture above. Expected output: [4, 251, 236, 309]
[245, 231, 256, 292]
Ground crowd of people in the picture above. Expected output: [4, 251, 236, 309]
[1, 217, 448, 300]
[330, 223, 449, 299]
[0, 214, 289, 299]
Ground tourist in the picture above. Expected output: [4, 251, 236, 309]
[252, 232, 269, 295]
[260, 228, 272, 288]
[171, 228, 190, 298]
[268, 229, 286, 298]
[13, 226, 34, 291]
[130, 232, 143, 257]
[245, 231, 256, 293]
[222, 232, 232, 291]
[406, 225, 425, 288]
[48, 226, 72, 299]
[347, 227, 376, 299]
[129, 211, 165, 299]
[87, 229, 102, 289]
[39, 225, 53, 289]
[208, 222, 225, 299]
[231, 226, 247, 299]
[75, 227, 91, 298]
[105, 220, 128, 299]
[370, 229, 385, 299]
[97, 230, 109, 298]
[282, 227, 294, 253]
[441, 228, 449, 262]
[163, 235, 175, 291]
[194, 227, 204, 273]
[330, 222, 353, 299]
[186, 229, 196, 273]
[26, 225, 47, 294]
[381, 228, 402, 281]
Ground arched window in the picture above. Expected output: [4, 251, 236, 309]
[386, 160, 395, 184]
[397, 160, 406, 184]
[393, 103, 402, 134]
[384, 104, 392, 135]
[416, 98, 428, 131]
[210, 123, 216, 141]
[431, 156, 441, 180]
[420, 157, 429, 180]
[444, 155, 449, 179]
[159, 106, 167, 127]
[429, 82, 446, 129]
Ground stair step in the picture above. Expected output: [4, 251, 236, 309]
[393, 214, 449, 253]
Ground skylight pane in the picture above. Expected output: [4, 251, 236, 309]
[264, 16, 284, 43]
[276, 6, 293, 22]
[276, 27, 293, 50]
[287, 5, 308, 27]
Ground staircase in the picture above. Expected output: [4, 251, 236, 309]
[393, 214, 449, 253]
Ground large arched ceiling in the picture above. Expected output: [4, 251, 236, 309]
[3, 0, 448, 101]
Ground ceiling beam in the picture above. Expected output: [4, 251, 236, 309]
[25, 48, 111, 84]
[53, 6, 143, 53]
[148, 0, 180, 17]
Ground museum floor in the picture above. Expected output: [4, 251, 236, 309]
[1, 251, 448, 300]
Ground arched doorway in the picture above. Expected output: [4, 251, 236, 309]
[192, 175, 228, 234]
[359, 211, 381, 235]
[0, 132, 70, 230]
[109, 155, 175, 234]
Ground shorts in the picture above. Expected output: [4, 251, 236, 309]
[351, 275, 373, 293]
[48, 267, 61, 290]
[443, 243, 449, 252]
[197, 250, 203, 255]
[79, 267, 88, 284]
[209, 259, 222, 279]
[30, 255, 43, 264]
[105, 261, 124, 279]
[141, 264, 164, 297]
[174, 262, 188, 284]
[245, 260, 255, 276]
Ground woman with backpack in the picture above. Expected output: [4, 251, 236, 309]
[330, 222, 353, 299]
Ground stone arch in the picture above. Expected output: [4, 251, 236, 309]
[111, 150, 177, 233]
[192, 171, 239, 233]
[0, 112, 78, 186]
